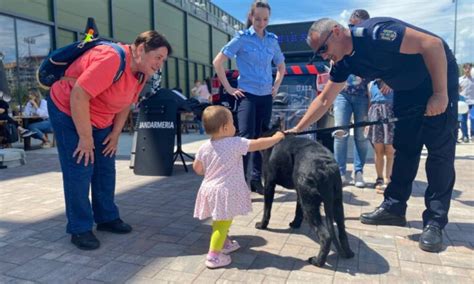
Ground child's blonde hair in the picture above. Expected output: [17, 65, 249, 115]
[202, 105, 231, 135]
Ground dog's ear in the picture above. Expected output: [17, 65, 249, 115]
[262, 117, 282, 137]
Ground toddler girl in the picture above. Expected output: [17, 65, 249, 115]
[193, 105, 284, 269]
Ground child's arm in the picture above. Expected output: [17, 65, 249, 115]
[193, 160, 205, 176]
[248, 131, 285, 152]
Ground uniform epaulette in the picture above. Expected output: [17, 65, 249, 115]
[267, 32, 278, 39]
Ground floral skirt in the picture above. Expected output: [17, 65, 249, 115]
[367, 103, 395, 145]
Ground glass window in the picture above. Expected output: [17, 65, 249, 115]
[197, 64, 204, 82]
[113, 0, 152, 43]
[56, 0, 110, 38]
[57, 29, 77, 48]
[0, 15, 17, 110]
[166, 57, 177, 90]
[178, 59, 187, 97]
[188, 62, 196, 88]
[188, 17, 210, 64]
[155, 2, 185, 58]
[16, 20, 51, 108]
[0, 0, 51, 22]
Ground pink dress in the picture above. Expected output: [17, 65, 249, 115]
[193, 137, 252, 221]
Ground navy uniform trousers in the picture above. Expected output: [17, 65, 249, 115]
[382, 78, 458, 229]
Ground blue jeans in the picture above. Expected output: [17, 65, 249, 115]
[237, 93, 273, 181]
[459, 105, 473, 138]
[47, 97, 120, 234]
[28, 119, 53, 141]
[333, 93, 369, 175]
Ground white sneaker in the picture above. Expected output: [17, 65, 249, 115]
[341, 173, 352, 185]
[354, 171, 365, 188]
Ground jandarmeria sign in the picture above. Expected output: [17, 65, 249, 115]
[139, 121, 175, 129]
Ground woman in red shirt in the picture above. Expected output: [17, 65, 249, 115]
[48, 31, 172, 250]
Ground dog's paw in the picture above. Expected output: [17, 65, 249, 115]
[340, 248, 355, 259]
[255, 222, 268, 230]
[289, 221, 302, 229]
[308, 256, 325, 267]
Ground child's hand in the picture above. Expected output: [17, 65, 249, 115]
[272, 131, 285, 141]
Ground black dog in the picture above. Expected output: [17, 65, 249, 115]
[256, 132, 354, 267]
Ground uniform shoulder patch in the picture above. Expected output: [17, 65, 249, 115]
[379, 29, 397, 41]
[267, 32, 278, 39]
[353, 27, 365, 37]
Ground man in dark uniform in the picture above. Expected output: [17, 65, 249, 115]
[289, 17, 458, 253]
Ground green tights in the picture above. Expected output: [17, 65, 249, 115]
[209, 220, 232, 252]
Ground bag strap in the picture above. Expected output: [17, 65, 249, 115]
[100, 42, 126, 82]
[60, 42, 126, 85]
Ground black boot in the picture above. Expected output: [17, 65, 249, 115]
[71, 231, 100, 250]
[97, 218, 132, 234]
[250, 180, 264, 195]
[419, 225, 443, 252]
[360, 207, 406, 226]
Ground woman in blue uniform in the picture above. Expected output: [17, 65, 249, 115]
[213, 1, 285, 194]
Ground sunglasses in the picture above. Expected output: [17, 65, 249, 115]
[315, 31, 333, 55]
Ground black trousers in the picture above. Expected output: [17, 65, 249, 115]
[237, 93, 273, 182]
[0, 114, 19, 127]
[382, 80, 458, 229]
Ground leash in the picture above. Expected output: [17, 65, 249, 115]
[291, 110, 423, 136]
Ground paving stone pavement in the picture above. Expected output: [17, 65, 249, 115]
[0, 133, 473, 283]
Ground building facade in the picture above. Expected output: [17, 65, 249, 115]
[0, 0, 242, 111]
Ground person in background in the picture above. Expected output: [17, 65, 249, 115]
[48, 30, 172, 250]
[191, 79, 211, 103]
[0, 94, 36, 138]
[193, 105, 285, 268]
[459, 63, 473, 142]
[333, 74, 370, 187]
[23, 88, 53, 148]
[367, 79, 395, 193]
[213, 1, 286, 195]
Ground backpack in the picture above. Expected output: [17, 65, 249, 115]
[2, 123, 18, 144]
[37, 39, 126, 89]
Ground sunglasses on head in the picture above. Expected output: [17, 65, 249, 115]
[315, 31, 333, 55]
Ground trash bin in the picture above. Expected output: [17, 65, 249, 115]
[133, 90, 178, 176]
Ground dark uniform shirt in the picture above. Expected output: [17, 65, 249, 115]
[330, 17, 458, 92]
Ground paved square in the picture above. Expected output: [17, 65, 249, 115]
[0, 134, 473, 283]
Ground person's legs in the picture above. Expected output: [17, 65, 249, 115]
[28, 120, 52, 142]
[361, 87, 426, 226]
[237, 95, 257, 182]
[90, 126, 120, 225]
[333, 94, 352, 177]
[381, 98, 424, 216]
[421, 99, 457, 229]
[351, 95, 369, 174]
[373, 144, 385, 180]
[250, 95, 273, 182]
[469, 105, 474, 138]
[47, 97, 94, 235]
[207, 220, 233, 268]
[460, 113, 468, 140]
[384, 144, 395, 184]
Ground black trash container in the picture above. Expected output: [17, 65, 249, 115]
[133, 90, 178, 176]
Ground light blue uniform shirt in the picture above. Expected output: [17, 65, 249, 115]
[221, 26, 285, 96]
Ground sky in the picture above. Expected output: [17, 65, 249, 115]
[211, 0, 474, 64]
